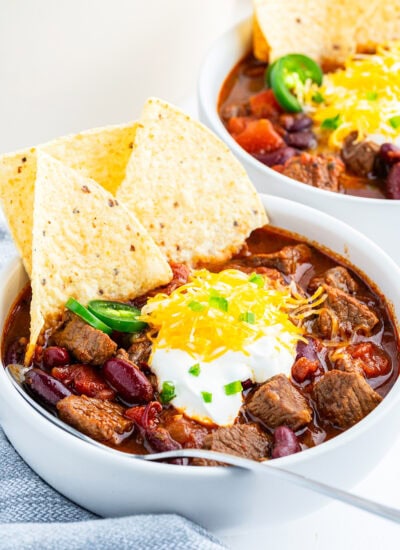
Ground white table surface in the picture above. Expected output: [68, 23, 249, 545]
[2, 2, 400, 548]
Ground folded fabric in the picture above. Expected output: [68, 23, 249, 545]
[0, 513, 226, 550]
[0, 217, 226, 550]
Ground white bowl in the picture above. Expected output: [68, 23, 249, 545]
[0, 195, 400, 534]
[198, 18, 400, 266]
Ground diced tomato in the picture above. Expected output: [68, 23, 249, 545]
[249, 89, 283, 118]
[234, 119, 284, 154]
[125, 401, 162, 430]
[134, 262, 190, 308]
[345, 342, 391, 378]
[291, 357, 320, 383]
[227, 116, 252, 135]
[52, 364, 115, 400]
[163, 413, 208, 448]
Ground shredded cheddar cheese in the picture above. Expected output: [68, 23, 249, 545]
[304, 42, 400, 148]
[140, 269, 325, 362]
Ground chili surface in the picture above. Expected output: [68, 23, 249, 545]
[2, 226, 399, 462]
[219, 53, 398, 199]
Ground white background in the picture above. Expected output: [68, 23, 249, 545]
[1, 1, 400, 548]
[0, 0, 250, 152]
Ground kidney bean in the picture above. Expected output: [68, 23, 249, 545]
[279, 114, 313, 133]
[146, 427, 181, 452]
[4, 338, 27, 366]
[271, 426, 301, 459]
[379, 143, 400, 166]
[296, 337, 319, 362]
[253, 147, 299, 167]
[284, 130, 317, 150]
[43, 346, 71, 370]
[25, 368, 71, 407]
[241, 378, 255, 391]
[386, 163, 400, 199]
[103, 357, 154, 404]
[145, 427, 184, 464]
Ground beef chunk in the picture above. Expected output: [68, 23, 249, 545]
[246, 374, 312, 430]
[244, 244, 312, 275]
[57, 395, 133, 443]
[281, 153, 344, 192]
[220, 102, 249, 122]
[193, 424, 270, 466]
[341, 131, 379, 177]
[318, 285, 378, 338]
[309, 266, 358, 294]
[334, 353, 364, 375]
[127, 335, 152, 365]
[53, 312, 117, 366]
[313, 370, 382, 429]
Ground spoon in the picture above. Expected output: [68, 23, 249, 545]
[5, 365, 400, 524]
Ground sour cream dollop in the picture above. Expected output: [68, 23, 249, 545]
[140, 269, 306, 426]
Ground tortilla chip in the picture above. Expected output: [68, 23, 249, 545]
[29, 152, 172, 349]
[116, 98, 267, 265]
[253, 0, 400, 64]
[253, 14, 270, 61]
[0, 122, 137, 274]
[253, 0, 329, 62]
[354, 1, 400, 49]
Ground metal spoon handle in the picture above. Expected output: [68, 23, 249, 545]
[5, 366, 400, 524]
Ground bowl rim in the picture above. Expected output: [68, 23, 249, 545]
[198, 16, 400, 206]
[1, 193, 400, 476]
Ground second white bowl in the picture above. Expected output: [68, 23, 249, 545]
[198, 18, 400, 265]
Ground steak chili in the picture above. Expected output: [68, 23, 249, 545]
[219, 53, 400, 199]
[2, 226, 399, 463]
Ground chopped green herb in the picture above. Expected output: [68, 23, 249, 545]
[188, 363, 201, 377]
[366, 91, 378, 101]
[188, 300, 204, 312]
[224, 380, 243, 396]
[209, 288, 221, 298]
[160, 381, 176, 404]
[389, 115, 400, 129]
[321, 114, 341, 130]
[239, 311, 256, 324]
[201, 391, 213, 403]
[312, 91, 325, 104]
[248, 273, 264, 288]
[208, 295, 228, 312]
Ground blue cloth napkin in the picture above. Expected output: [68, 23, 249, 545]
[0, 213, 226, 550]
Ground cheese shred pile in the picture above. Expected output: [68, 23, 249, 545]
[140, 269, 325, 361]
[305, 41, 400, 148]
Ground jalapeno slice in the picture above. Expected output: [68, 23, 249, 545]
[66, 298, 113, 335]
[267, 54, 323, 113]
[87, 300, 148, 333]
